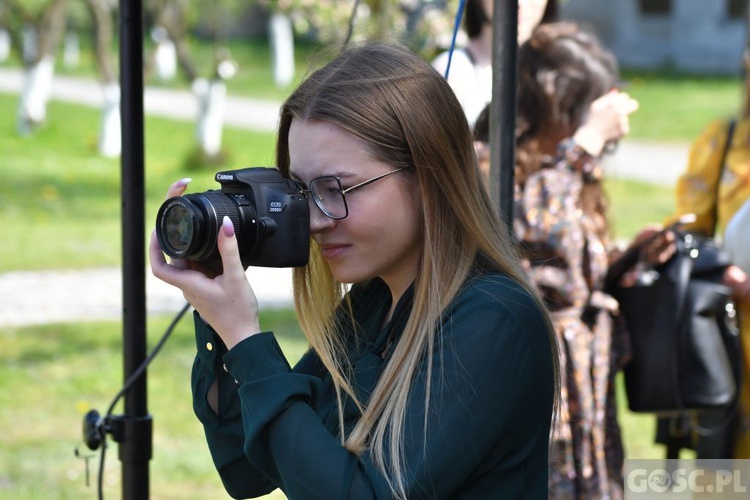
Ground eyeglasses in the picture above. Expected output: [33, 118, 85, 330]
[297, 167, 408, 220]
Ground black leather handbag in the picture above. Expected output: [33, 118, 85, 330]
[610, 233, 740, 416]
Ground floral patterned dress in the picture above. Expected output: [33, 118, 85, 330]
[514, 140, 630, 499]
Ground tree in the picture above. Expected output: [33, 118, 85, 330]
[145, 0, 241, 164]
[83, 0, 120, 157]
[270, 0, 459, 57]
[2, 0, 71, 135]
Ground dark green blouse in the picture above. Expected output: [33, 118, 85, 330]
[192, 271, 555, 499]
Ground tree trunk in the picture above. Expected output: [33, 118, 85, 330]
[192, 77, 226, 157]
[85, 0, 119, 156]
[269, 13, 294, 87]
[157, 3, 230, 159]
[11, 0, 70, 134]
[151, 26, 177, 81]
[0, 30, 10, 62]
[63, 32, 79, 68]
[17, 54, 54, 134]
[99, 82, 121, 157]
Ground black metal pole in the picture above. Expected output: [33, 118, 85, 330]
[117, 0, 151, 497]
[489, 0, 518, 233]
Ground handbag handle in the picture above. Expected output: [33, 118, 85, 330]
[604, 214, 697, 292]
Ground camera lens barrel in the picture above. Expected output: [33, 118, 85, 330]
[156, 191, 257, 263]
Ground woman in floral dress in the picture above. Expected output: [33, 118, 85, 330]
[512, 22, 641, 499]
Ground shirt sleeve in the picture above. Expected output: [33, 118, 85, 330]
[191, 313, 276, 498]
[207, 276, 553, 499]
[515, 161, 590, 309]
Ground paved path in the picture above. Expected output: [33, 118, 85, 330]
[0, 68, 691, 327]
[0, 67, 282, 131]
[0, 266, 294, 328]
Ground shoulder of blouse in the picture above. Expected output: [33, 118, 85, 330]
[454, 271, 543, 322]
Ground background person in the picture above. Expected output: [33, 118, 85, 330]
[151, 42, 560, 499]
[510, 22, 670, 498]
[431, 0, 552, 128]
[667, 44, 750, 458]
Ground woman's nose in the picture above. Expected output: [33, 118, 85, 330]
[308, 201, 335, 234]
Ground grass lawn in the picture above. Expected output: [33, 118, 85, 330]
[0, 310, 303, 499]
[0, 58, 723, 497]
[622, 69, 743, 141]
[0, 93, 278, 272]
[0, 311, 684, 499]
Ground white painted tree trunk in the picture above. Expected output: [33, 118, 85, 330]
[63, 32, 80, 68]
[99, 83, 121, 157]
[193, 78, 226, 157]
[269, 13, 294, 87]
[0, 30, 10, 62]
[154, 39, 177, 81]
[22, 25, 37, 63]
[151, 26, 177, 81]
[18, 55, 55, 135]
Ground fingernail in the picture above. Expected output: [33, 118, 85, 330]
[177, 178, 192, 187]
[222, 216, 235, 237]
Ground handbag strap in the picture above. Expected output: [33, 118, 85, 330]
[709, 119, 736, 236]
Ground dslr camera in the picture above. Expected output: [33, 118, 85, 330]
[155, 167, 309, 267]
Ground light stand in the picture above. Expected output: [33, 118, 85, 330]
[115, 0, 151, 497]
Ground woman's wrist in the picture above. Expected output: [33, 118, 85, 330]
[223, 325, 262, 350]
[572, 125, 606, 157]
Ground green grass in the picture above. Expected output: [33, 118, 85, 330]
[622, 70, 743, 141]
[0, 309, 304, 499]
[605, 176, 676, 241]
[0, 314, 682, 498]
[0, 93, 278, 272]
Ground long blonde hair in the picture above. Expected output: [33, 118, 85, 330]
[276, 42, 560, 498]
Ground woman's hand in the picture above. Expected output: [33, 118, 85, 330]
[723, 265, 750, 302]
[633, 225, 676, 267]
[614, 225, 676, 288]
[573, 90, 639, 157]
[150, 179, 261, 349]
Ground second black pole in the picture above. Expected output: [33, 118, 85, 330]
[489, 0, 518, 233]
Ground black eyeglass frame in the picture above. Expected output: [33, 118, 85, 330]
[297, 166, 408, 220]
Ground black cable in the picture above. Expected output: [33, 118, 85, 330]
[93, 301, 192, 500]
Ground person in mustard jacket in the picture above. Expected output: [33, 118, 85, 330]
[671, 48, 750, 457]
[151, 42, 560, 499]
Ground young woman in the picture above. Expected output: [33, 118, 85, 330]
[431, 0, 552, 128]
[670, 46, 750, 458]
[511, 22, 642, 498]
[151, 42, 559, 499]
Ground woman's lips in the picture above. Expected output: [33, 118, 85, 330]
[319, 244, 351, 260]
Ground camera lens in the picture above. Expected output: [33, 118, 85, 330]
[156, 191, 257, 263]
[163, 202, 195, 253]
